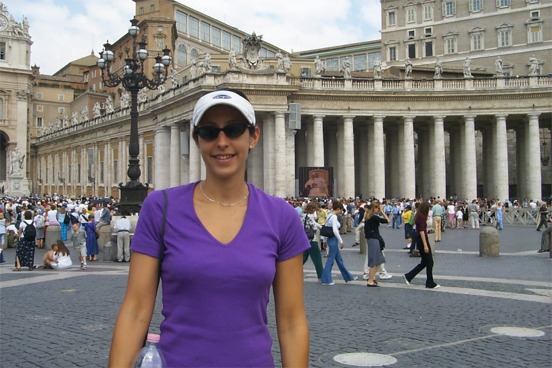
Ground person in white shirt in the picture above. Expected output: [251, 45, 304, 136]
[50, 240, 73, 270]
[114, 214, 131, 262]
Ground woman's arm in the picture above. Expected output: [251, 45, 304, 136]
[108, 252, 160, 368]
[273, 254, 309, 368]
[419, 230, 429, 253]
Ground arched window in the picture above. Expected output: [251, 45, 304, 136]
[177, 44, 187, 67]
[190, 48, 199, 62]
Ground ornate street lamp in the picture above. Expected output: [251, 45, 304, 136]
[97, 18, 171, 215]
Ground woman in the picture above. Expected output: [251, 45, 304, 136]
[401, 205, 414, 250]
[0, 213, 6, 264]
[447, 201, 456, 229]
[363, 200, 389, 287]
[14, 210, 36, 271]
[34, 210, 45, 249]
[320, 200, 357, 285]
[302, 201, 323, 280]
[50, 240, 72, 270]
[84, 215, 99, 261]
[109, 89, 310, 367]
[57, 206, 69, 241]
[403, 201, 440, 289]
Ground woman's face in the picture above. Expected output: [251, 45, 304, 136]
[196, 105, 260, 180]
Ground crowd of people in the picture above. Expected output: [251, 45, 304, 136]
[0, 195, 117, 271]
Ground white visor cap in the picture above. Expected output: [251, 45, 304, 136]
[192, 90, 256, 127]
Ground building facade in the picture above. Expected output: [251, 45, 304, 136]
[5, 0, 552, 202]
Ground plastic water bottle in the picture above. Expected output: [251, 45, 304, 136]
[134, 333, 166, 368]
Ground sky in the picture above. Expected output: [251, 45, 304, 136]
[5, 0, 382, 75]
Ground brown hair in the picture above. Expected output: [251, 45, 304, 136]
[414, 201, 431, 223]
[54, 240, 70, 257]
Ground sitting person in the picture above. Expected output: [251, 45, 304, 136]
[49, 240, 73, 270]
[42, 246, 57, 269]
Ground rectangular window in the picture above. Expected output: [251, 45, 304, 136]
[444, 1, 456, 16]
[91, 70, 96, 78]
[389, 46, 397, 61]
[408, 44, 416, 58]
[530, 10, 540, 18]
[147, 157, 153, 184]
[36, 92, 43, 99]
[211, 26, 221, 47]
[496, 0, 511, 7]
[469, 0, 483, 12]
[325, 57, 339, 71]
[188, 16, 199, 38]
[113, 160, 118, 183]
[0, 42, 5, 60]
[445, 38, 457, 54]
[423, 4, 433, 21]
[222, 31, 231, 50]
[471, 33, 484, 50]
[200, 22, 210, 42]
[498, 29, 511, 47]
[37, 105, 43, 112]
[139, 7, 144, 15]
[528, 24, 542, 43]
[58, 94, 64, 101]
[36, 117, 43, 127]
[406, 7, 416, 23]
[300, 67, 311, 77]
[100, 161, 104, 183]
[388, 11, 396, 27]
[425, 41, 434, 57]
[150, 4, 155, 12]
[68, 164, 71, 183]
[231, 35, 241, 52]
[78, 163, 81, 183]
[176, 10, 187, 33]
[353, 54, 367, 71]
[424, 27, 432, 36]
[407, 30, 415, 39]
[58, 107, 65, 114]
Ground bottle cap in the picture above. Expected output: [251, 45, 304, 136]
[146, 333, 160, 343]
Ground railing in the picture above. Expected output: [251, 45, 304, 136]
[479, 208, 549, 226]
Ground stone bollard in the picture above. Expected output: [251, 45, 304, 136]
[479, 227, 500, 257]
[360, 235, 367, 255]
[45, 225, 62, 250]
[102, 235, 118, 262]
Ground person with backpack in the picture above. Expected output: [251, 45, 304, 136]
[301, 201, 323, 280]
[14, 210, 36, 271]
[34, 209, 45, 249]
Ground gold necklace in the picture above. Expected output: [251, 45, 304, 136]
[199, 181, 249, 207]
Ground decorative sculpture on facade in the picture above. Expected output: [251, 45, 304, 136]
[342, 60, 351, 79]
[81, 105, 89, 122]
[242, 32, 263, 70]
[314, 55, 325, 77]
[463, 57, 472, 78]
[495, 56, 504, 77]
[92, 102, 102, 118]
[138, 87, 147, 103]
[170, 68, 179, 88]
[105, 95, 114, 113]
[404, 58, 413, 78]
[190, 58, 197, 79]
[228, 48, 238, 69]
[8, 147, 25, 176]
[529, 55, 539, 76]
[373, 58, 382, 79]
[120, 91, 130, 109]
[434, 57, 443, 78]
[71, 111, 79, 125]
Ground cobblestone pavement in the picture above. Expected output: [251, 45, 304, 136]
[1, 224, 550, 367]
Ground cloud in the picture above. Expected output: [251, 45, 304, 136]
[6, 0, 381, 75]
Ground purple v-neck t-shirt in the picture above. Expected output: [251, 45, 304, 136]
[131, 182, 310, 367]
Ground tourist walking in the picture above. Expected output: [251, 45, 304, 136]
[302, 201, 324, 279]
[536, 202, 548, 231]
[404, 201, 440, 289]
[363, 200, 390, 287]
[321, 199, 358, 285]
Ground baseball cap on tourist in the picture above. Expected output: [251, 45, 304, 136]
[192, 90, 256, 127]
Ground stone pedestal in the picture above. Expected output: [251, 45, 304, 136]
[45, 225, 61, 249]
[479, 227, 500, 257]
[7, 176, 31, 197]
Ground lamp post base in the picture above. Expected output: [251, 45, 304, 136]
[118, 181, 149, 215]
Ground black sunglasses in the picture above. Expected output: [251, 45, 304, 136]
[194, 123, 253, 141]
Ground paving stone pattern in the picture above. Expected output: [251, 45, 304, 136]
[0, 224, 550, 367]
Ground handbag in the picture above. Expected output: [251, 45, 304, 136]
[320, 215, 335, 237]
[303, 216, 314, 240]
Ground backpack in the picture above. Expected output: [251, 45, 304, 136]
[303, 216, 314, 240]
[23, 222, 36, 241]
[63, 213, 71, 224]
[35, 215, 45, 228]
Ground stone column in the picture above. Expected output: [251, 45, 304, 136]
[169, 123, 181, 187]
[286, 129, 297, 196]
[463, 115, 477, 200]
[154, 126, 170, 189]
[526, 113, 542, 201]
[313, 115, 325, 167]
[516, 127, 526, 197]
[188, 121, 201, 182]
[274, 111, 287, 197]
[494, 114, 509, 200]
[372, 116, 385, 199]
[341, 115, 355, 198]
[263, 114, 275, 195]
[402, 116, 416, 199]
[305, 117, 314, 166]
[431, 115, 446, 199]
[418, 129, 431, 198]
[105, 141, 111, 195]
[482, 126, 494, 198]
[119, 137, 126, 185]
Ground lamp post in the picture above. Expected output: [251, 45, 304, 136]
[97, 18, 171, 215]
